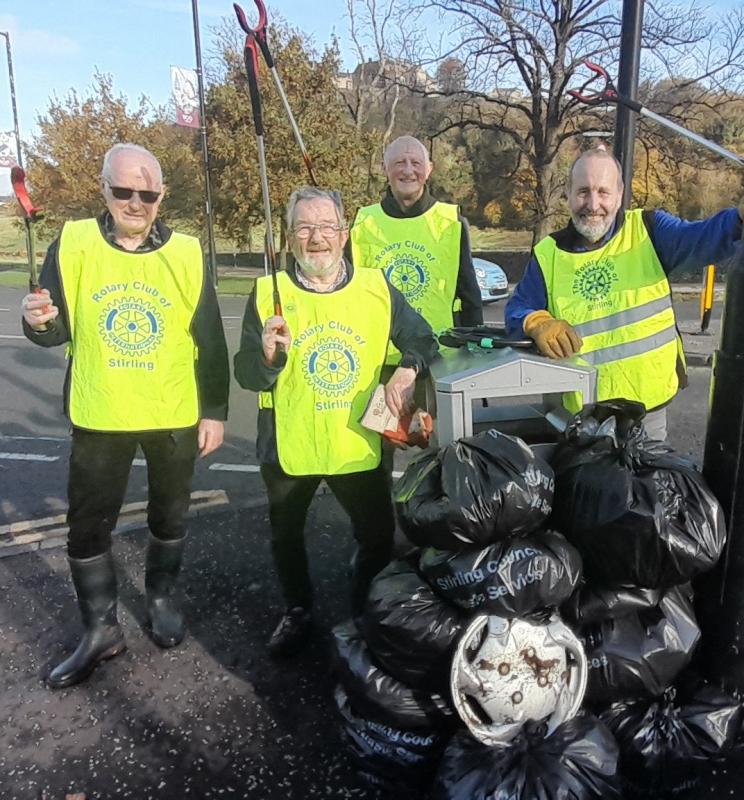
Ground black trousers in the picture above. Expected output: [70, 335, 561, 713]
[67, 427, 199, 559]
[260, 461, 395, 615]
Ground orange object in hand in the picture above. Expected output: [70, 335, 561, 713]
[383, 409, 434, 448]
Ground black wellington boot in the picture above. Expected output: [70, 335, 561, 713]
[46, 551, 126, 690]
[145, 534, 186, 648]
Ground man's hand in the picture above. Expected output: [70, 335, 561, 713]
[21, 289, 58, 330]
[523, 310, 582, 359]
[198, 418, 224, 457]
[261, 315, 291, 365]
[384, 366, 417, 417]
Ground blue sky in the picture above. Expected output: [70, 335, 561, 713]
[0, 0, 352, 193]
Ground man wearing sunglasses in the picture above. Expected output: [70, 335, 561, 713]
[21, 143, 229, 688]
[234, 186, 438, 658]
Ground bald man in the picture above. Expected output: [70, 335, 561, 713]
[506, 147, 742, 440]
[350, 135, 482, 356]
[21, 143, 229, 687]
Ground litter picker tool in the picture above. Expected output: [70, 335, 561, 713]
[10, 166, 49, 311]
[233, 0, 318, 186]
[233, 0, 290, 366]
[438, 325, 535, 351]
[569, 60, 744, 169]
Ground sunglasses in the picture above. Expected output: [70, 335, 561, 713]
[107, 184, 161, 204]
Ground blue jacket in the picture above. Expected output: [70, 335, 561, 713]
[505, 208, 741, 336]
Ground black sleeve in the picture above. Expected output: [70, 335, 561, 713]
[21, 237, 72, 347]
[388, 283, 439, 375]
[455, 216, 484, 326]
[233, 289, 285, 392]
[192, 267, 230, 420]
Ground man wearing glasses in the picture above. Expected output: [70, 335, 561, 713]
[21, 143, 229, 688]
[234, 186, 438, 657]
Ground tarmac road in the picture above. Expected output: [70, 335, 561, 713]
[1, 284, 740, 799]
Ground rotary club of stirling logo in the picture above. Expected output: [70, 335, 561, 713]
[572, 257, 618, 303]
[303, 337, 359, 397]
[384, 254, 429, 303]
[98, 296, 164, 356]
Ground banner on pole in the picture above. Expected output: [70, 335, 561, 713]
[0, 132, 18, 168]
[171, 66, 200, 129]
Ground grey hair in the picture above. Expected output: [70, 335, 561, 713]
[101, 143, 163, 185]
[285, 186, 347, 230]
[567, 148, 623, 191]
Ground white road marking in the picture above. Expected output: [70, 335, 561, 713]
[0, 434, 67, 442]
[209, 463, 260, 472]
[0, 334, 26, 339]
[0, 452, 58, 462]
[221, 316, 242, 320]
[208, 463, 404, 478]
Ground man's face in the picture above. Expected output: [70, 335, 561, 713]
[568, 156, 623, 243]
[102, 150, 164, 238]
[288, 198, 348, 278]
[384, 139, 433, 205]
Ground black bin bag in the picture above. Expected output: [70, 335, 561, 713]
[360, 560, 464, 689]
[600, 682, 742, 799]
[332, 620, 455, 731]
[578, 585, 700, 708]
[562, 583, 663, 627]
[335, 684, 449, 796]
[419, 530, 582, 617]
[432, 714, 622, 800]
[551, 400, 725, 588]
[395, 430, 554, 550]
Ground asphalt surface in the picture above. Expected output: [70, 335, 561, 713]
[2, 286, 742, 799]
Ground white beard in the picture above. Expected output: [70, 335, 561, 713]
[296, 254, 341, 279]
[573, 213, 614, 243]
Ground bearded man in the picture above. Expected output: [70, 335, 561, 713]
[505, 147, 741, 440]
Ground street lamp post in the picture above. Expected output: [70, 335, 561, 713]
[0, 31, 33, 270]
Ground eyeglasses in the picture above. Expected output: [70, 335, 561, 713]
[291, 223, 346, 239]
[106, 183, 161, 204]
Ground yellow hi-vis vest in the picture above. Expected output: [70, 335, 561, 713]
[58, 218, 204, 431]
[350, 201, 461, 363]
[534, 209, 680, 413]
[255, 269, 391, 476]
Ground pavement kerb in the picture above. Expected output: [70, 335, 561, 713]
[0, 489, 236, 559]
[0, 481, 372, 560]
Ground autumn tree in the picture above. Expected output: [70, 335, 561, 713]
[206, 17, 381, 248]
[401, 0, 744, 241]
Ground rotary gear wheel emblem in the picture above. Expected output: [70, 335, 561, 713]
[385, 255, 429, 303]
[99, 296, 165, 356]
[572, 258, 618, 302]
[303, 337, 360, 397]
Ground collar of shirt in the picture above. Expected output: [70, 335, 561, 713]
[100, 211, 164, 252]
[294, 259, 348, 292]
[380, 185, 436, 218]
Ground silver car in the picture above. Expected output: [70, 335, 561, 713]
[474, 257, 509, 303]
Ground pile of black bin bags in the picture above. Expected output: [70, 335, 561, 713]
[330, 402, 742, 799]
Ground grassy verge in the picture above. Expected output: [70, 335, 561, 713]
[0, 267, 254, 296]
[0, 270, 29, 288]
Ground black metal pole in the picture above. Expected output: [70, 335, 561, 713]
[613, 0, 644, 209]
[191, 0, 218, 288]
[0, 31, 33, 269]
[696, 247, 744, 694]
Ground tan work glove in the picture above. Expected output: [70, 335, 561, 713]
[523, 310, 583, 359]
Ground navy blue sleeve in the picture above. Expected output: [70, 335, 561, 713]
[504, 255, 549, 336]
[650, 208, 741, 276]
